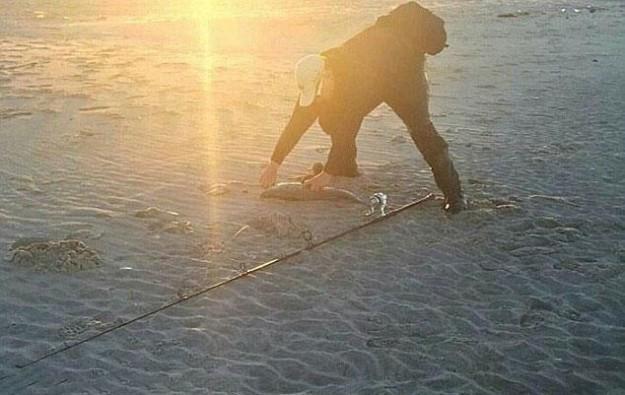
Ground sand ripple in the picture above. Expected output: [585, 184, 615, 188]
[2, 1, 625, 393]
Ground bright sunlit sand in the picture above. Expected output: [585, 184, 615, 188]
[2, 1, 625, 393]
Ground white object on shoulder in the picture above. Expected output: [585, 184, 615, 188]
[295, 54, 325, 107]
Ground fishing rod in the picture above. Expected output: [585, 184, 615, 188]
[15, 192, 436, 370]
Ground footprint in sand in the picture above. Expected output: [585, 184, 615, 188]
[199, 183, 230, 196]
[519, 297, 583, 328]
[148, 220, 193, 235]
[199, 181, 253, 196]
[135, 207, 179, 220]
[390, 135, 408, 144]
[247, 211, 311, 240]
[191, 240, 225, 257]
[135, 207, 194, 235]
[58, 317, 109, 340]
[519, 298, 554, 328]
[8, 239, 103, 272]
[314, 146, 330, 153]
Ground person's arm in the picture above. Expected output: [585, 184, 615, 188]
[260, 100, 319, 189]
[270, 100, 319, 165]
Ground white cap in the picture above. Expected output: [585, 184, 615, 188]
[295, 54, 325, 107]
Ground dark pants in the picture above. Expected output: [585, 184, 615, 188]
[328, 70, 446, 173]
[328, 67, 462, 203]
[384, 73, 447, 159]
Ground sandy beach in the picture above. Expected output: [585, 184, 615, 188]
[2, 0, 625, 393]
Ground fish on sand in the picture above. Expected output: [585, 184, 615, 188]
[260, 182, 367, 205]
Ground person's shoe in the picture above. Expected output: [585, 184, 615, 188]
[428, 148, 464, 214]
[443, 194, 467, 214]
[411, 123, 465, 214]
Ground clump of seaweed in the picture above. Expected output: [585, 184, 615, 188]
[8, 239, 103, 272]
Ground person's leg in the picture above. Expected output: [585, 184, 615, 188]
[325, 116, 363, 177]
[321, 60, 381, 178]
[385, 75, 465, 213]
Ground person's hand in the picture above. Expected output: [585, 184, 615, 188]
[303, 171, 333, 191]
[259, 161, 280, 189]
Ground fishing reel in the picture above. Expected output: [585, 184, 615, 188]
[365, 192, 388, 217]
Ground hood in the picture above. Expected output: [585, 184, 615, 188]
[375, 1, 447, 55]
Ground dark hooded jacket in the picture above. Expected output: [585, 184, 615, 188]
[271, 2, 447, 174]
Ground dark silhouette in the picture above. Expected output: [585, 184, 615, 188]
[262, 2, 465, 213]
